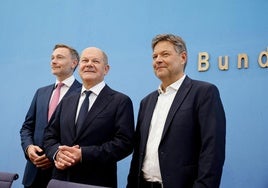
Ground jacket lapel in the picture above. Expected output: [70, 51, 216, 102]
[74, 85, 113, 140]
[140, 91, 159, 150]
[62, 93, 80, 140]
[65, 79, 81, 97]
[44, 85, 55, 122]
[161, 76, 192, 139]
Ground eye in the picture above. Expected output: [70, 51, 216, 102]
[163, 52, 169, 57]
[92, 59, 100, 64]
[80, 59, 88, 63]
[152, 55, 157, 60]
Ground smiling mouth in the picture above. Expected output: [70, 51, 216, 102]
[84, 70, 95, 73]
[156, 67, 165, 70]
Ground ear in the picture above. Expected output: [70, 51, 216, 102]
[181, 51, 187, 65]
[72, 60, 79, 69]
[104, 64, 110, 75]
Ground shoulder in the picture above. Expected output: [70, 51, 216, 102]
[104, 85, 129, 97]
[103, 85, 132, 101]
[140, 90, 158, 104]
[185, 77, 221, 102]
[34, 84, 54, 95]
[72, 79, 82, 87]
[37, 84, 54, 91]
[186, 76, 219, 91]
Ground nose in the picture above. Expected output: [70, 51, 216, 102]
[86, 61, 93, 67]
[154, 55, 163, 64]
[51, 57, 57, 64]
[82, 61, 94, 68]
[51, 60, 56, 66]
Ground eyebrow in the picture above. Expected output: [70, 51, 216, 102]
[153, 50, 171, 55]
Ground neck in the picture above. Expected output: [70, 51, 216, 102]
[160, 74, 185, 91]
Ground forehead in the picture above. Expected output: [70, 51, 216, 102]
[153, 41, 175, 54]
[52, 47, 71, 56]
[81, 48, 103, 59]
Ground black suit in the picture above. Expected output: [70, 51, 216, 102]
[127, 76, 226, 188]
[20, 79, 81, 187]
[44, 85, 135, 188]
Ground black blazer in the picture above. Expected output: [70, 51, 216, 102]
[127, 76, 226, 188]
[20, 79, 81, 187]
[44, 85, 135, 188]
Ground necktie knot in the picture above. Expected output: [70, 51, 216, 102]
[57, 82, 64, 88]
[84, 90, 92, 98]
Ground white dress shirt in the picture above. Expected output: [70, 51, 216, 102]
[142, 75, 186, 183]
[75, 81, 105, 122]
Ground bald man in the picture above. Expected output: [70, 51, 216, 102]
[44, 47, 135, 188]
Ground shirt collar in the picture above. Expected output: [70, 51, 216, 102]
[81, 81, 106, 96]
[55, 75, 75, 88]
[158, 74, 186, 94]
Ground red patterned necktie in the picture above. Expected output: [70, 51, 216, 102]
[48, 82, 64, 121]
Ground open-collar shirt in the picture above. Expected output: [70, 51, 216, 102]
[142, 74, 186, 183]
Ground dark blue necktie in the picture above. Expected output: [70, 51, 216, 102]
[76, 90, 92, 134]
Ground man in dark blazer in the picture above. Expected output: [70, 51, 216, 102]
[44, 47, 135, 188]
[20, 44, 81, 188]
[127, 34, 226, 188]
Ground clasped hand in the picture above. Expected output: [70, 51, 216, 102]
[55, 145, 81, 170]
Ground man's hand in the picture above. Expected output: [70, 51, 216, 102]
[27, 145, 52, 169]
[54, 145, 81, 170]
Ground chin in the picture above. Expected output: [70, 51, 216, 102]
[51, 71, 58, 75]
[156, 72, 165, 78]
[82, 76, 94, 81]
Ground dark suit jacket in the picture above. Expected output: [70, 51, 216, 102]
[43, 85, 135, 188]
[127, 76, 226, 188]
[20, 79, 81, 187]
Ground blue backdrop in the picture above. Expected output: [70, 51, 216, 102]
[0, 1, 267, 187]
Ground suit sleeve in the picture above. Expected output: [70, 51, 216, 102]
[194, 84, 226, 188]
[127, 101, 143, 188]
[20, 91, 38, 158]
